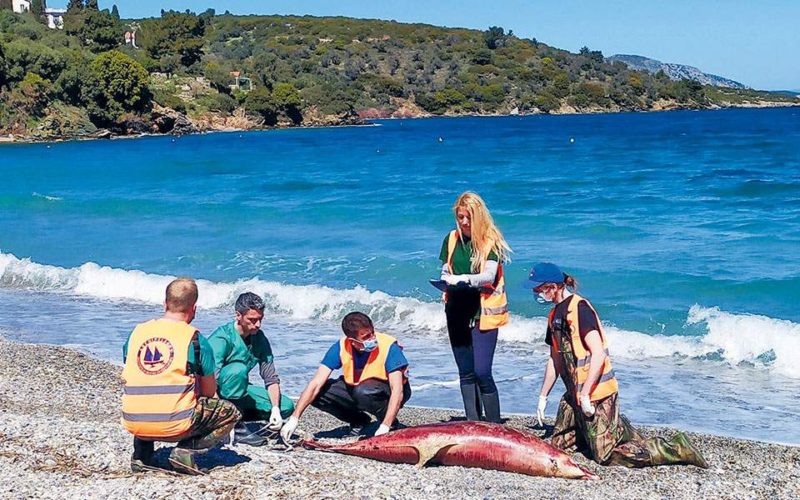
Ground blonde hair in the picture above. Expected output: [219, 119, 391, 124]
[165, 278, 198, 313]
[453, 192, 512, 272]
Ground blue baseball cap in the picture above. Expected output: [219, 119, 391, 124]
[523, 262, 565, 289]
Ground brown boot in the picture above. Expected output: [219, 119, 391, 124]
[670, 432, 709, 469]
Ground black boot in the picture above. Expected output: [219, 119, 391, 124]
[233, 421, 268, 447]
[459, 383, 483, 421]
[131, 438, 155, 472]
[481, 391, 502, 423]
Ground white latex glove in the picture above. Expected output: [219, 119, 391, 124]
[536, 395, 547, 427]
[580, 394, 596, 417]
[443, 274, 466, 286]
[268, 406, 283, 430]
[280, 415, 299, 442]
[374, 424, 391, 437]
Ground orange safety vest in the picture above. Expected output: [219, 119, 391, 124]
[339, 331, 408, 386]
[121, 319, 198, 439]
[444, 229, 509, 330]
[549, 294, 618, 402]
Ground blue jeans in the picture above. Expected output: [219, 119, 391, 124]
[451, 326, 499, 394]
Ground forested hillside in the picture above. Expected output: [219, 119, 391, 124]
[0, 5, 795, 140]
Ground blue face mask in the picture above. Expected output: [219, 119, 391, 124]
[360, 338, 378, 352]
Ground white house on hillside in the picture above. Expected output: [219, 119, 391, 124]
[12, 0, 31, 13]
[10, 0, 65, 29]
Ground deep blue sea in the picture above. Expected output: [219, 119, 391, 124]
[2, 108, 799, 444]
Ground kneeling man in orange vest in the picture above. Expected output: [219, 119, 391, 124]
[281, 312, 411, 440]
[121, 278, 241, 475]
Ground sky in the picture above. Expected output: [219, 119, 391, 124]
[51, 1, 800, 90]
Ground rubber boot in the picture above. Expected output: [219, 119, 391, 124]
[670, 432, 709, 468]
[233, 421, 268, 447]
[168, 447, 206, 476]
[459, 383, 482, 421]
[481, 391, 502, 424]
[131, 438, 155, 472]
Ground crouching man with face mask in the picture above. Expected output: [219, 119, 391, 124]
[281, 312, 412, 441]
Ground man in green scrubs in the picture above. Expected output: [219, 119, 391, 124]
[208, 292, 295, 446]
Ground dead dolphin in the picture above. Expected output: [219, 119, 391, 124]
[302, 421, 598, 480]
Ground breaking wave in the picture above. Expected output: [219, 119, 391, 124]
[2, 251, 798, 378]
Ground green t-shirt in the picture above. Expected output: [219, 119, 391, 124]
[122, 326, 216, 377]
[207, 321, 274, 373]
[439, 233, 499, 274]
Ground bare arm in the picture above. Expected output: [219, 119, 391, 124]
[291, 365, 333, 420]
[197, 375, 217, 398]
[579, 330, 606, 399]
[260, 359, 281, 407]
[381, 370, 405, 428]
[539, 354, 559, 398]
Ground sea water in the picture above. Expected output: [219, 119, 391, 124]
[1, 108, 799, 444]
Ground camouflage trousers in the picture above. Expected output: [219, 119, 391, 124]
[551, 392, 685, 468]
[148, 397, 241, 451]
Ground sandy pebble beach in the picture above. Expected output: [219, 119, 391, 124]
[0, 336, 798, 499]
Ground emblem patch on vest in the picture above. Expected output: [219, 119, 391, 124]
[136, 337, 175, 375]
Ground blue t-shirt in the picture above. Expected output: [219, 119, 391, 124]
[321, 340, 408, 381]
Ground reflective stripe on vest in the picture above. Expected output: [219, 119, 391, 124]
[121, 408, 195, 422]
[564, 294, 618, 401]
[121, 319, 198, 439]
[339, 332, 408, 386]
[444, 230, 509, 330]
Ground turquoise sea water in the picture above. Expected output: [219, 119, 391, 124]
[2, 108, 799, 443]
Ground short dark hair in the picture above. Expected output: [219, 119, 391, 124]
[235, 292, 265, 314]
[341, 311, 374, 338]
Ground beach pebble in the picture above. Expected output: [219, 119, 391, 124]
[1, 337, 798, 499]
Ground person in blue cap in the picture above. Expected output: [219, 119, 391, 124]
[524, 262, 708, 468]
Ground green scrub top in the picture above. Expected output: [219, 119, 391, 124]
[207, 320, 274, 373]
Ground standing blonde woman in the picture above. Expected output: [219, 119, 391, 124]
[438, 192, 511, 423]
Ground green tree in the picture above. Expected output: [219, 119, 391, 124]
[483, 26, 508, 50]
[30, 0, 46, 24]
[54, 50, 91, 105]
[139, 11, 206, 70]
[84, 50, 150, 125]
[66, 0, 83, 11]
[111, 4, 119, 20]
[244, 86, 277, 125]
[272, 82, 301, 123]
[13, 72, 52, 116]
[3, 40, 66, 82]
[272, 82, 301, 109]
[202, 60, 232, 92]
[0, 0, 13, 10]
[535, 91, 560, 113]
[85, 0, 98, 10]
[0, 41, 7, 88]
[471, 48, 493, 65]
[65, 3, 122, 52]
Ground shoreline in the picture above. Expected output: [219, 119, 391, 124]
[2, 101, 798, 146]
[1, 336, 798, 498]
[16, 336, 797, 448]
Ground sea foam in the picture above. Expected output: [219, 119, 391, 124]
[2, 251, 798, 378]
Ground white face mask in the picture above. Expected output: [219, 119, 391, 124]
[535, 288, 555, 305]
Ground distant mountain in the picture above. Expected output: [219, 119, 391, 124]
[608, 54, 747, 89]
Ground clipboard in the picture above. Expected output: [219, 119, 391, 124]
[429, 279, 448, 292]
